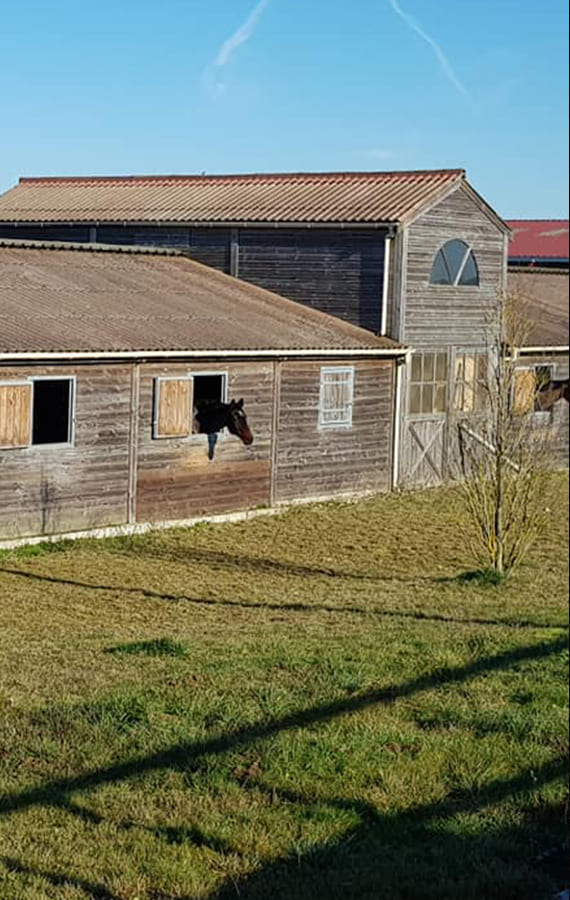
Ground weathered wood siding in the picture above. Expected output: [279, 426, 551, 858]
[274, 359, 394, 502]
[398, 185, 507, 487]
[0, 365, 131, 538]
[238, 229, 386, 332]
[135, 362, 273, 522]
[404, 185, 506, 347]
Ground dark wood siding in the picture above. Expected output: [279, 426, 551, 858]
[404, 186, 506, 348]
[0, 224, 92, 242]
[135, 362, 273, 522]
[188, 228, 231, 273]
[96, 226, 232, 271]
[274, 359, 394, 502]
[0, 365, 131, 539]
[97, 225, 191, 249]
[238, 229, 386, 332]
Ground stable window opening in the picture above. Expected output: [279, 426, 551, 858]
[192, 374, 227, 433]
[32, 379, 74, 446]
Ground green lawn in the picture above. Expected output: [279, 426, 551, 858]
[0, 476, 568, 900]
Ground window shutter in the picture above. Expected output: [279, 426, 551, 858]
[0, 383, 32, 449]
[153, 377, 193, 439]
[319, 367, 354, 428]
[514, 369, 536, 415]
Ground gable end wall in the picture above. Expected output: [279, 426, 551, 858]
[403, 185, 506, 348]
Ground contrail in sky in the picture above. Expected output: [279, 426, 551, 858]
[386, 0, 469, 97]
[215, 0, 272, 68]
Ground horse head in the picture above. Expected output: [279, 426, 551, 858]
[226, 398, 254, 447]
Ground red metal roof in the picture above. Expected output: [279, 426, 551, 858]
[506, 220, 569, 262]
[0, 169, 466, 225]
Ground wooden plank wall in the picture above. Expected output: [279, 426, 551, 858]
[135, 362, 273, 522]
[404, 186, 506, 348]
[238, 228, 386, 332]
[0, 365, 131, 539]
[0, 224, 92, 242]
[274, 359, 394, 502]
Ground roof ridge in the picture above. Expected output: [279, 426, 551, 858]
[18, 168, 466, 185]
[0, 238, 183, 256]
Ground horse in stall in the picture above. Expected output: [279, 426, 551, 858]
[194, 398, 254, 460]
[536, 379, 570, 411]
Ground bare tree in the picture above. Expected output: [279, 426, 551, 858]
[455, 291, 554, 579]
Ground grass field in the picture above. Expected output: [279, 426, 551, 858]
[0, 476, 568, 900]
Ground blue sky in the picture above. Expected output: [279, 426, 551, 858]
[0, 0, 568, 216]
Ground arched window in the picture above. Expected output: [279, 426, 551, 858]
[430, 240, 479, 286]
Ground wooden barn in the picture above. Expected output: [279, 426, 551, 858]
[0, 240, 405, 545]
[0, 168, 511, 486]
[507, 220, 569, 466]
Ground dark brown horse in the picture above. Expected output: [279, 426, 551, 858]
[536, 379, 570, 411]
[194, 398, 254, 460]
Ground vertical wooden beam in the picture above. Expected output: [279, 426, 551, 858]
[390, 226, 409, 486]
[269, 359, 282, 507]
[89, 226, 97, 243]
[127, 363, 140, 524]
[380, 233, 392, 336]
[501, 231, 509, 294]
[230, 228, 240, 278]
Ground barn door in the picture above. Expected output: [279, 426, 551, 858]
[401, 351, 449, 486]
[405, 417, 447, 485]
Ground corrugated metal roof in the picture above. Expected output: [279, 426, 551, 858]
[508, 268, 569, 348]
[506, 220, 569, 262]
[0, 169, 466, 225]
[0, 241, 402, 356]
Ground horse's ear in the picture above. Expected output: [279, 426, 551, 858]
[237, 398, 244, 409]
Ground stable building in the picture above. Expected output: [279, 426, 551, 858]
[0, 168, 511, 486]
[0, 240, 406, 545]
[506, 221, 569, 465]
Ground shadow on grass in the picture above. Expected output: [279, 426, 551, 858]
[1, 565, 566, 631]
[3, 761, 567, 900]
[0, 634, 566, 820]
[1, 857, 122, 900]
[204, 763, 568, 900]
[105, 638, 187, 658]
[0, 634, 567, 899]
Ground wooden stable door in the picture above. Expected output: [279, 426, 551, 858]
[401, 351, 448, 486]
[403, 417, 447, 486]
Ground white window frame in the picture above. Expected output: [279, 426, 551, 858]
[516, 363, 556, 425]
[430, 241, 480, 288]
[318, 366, 355, 431]
[30, 375, 77, 449]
